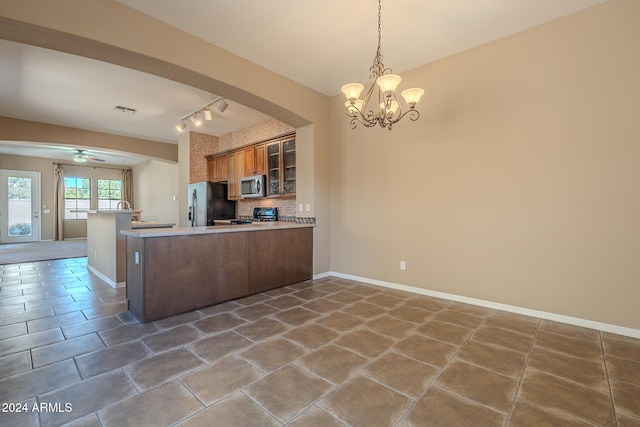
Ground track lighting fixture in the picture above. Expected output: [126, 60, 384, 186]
[217, 99, 228, 113]
[190, 114, 202, 126]
[175, 96, 228, 133]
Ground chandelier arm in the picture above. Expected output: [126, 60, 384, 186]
[389, 108, 420, 125]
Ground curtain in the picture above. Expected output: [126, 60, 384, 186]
[121, 169, 133, 207]
[53, 164, 65, 240]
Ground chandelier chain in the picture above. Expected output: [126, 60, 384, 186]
[372, 0, 384, 76]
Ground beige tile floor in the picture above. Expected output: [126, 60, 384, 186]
[0, 258, 639, 427]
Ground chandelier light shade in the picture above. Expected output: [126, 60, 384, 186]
[341, 0, 424, 130]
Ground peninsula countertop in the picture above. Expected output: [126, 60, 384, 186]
[120, 221, 314, 238]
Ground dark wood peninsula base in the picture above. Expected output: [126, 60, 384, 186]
[124, 224, 313, 322]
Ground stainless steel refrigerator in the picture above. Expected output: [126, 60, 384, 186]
[187, 181, 236, 226]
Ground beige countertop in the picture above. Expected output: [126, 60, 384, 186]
[130, 221, 176, 229]
[89, 210, 137, 214]
[121, 221, 314, 238]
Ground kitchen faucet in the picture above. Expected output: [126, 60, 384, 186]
[117, 200, 131, 210]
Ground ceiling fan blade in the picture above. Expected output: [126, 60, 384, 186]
[87, 156, 106, 162]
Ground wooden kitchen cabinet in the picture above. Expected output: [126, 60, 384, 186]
[204, 132, 294, 198]
[266, 137, 296, 197]
[227, 151, 244, 200]
[243, 144, 266, 177]
[207, 154, 228, 182]
[125, 225, 313, 322]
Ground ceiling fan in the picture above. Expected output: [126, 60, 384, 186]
[71, 149, 105, 163]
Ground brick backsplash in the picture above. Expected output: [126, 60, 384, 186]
[238, 197, 296, 218]
[189, 131, 218, 183]
[189, 118, 297, 219]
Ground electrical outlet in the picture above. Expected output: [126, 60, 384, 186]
[400, 261, 406, 270]
[306, 204, 311, 212]
[299, 204, 304, 212]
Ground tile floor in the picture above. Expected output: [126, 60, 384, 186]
[0, 258, 639, 427]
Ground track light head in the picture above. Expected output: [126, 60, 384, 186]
[176, 121, 187, 132]
[190, 114, 202, 126]
[217, 99, 228, 113]
[203, 108, 212, 121]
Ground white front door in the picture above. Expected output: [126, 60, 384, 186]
[0, 170, 41, 243]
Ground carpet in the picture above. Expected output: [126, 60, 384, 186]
[0, 240, 87, 265]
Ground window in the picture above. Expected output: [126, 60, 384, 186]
[64, 177, 90, 219]
[97, 179, 122, 210]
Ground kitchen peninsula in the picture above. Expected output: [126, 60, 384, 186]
[87, 210, 175, 288]
[121, 222, 313, 322]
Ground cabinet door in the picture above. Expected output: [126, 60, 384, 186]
[282, 138, 296, 194]
[242, 145, 266, 177]
[254, 144, 266, 175]
[215, 155, 228, 182]
[207, 157, 216, 182]
[243, 147, 255, 177]
[266, 142, 280, 196]
[208, 155, 229, 182]
[227, 153, 242, 200]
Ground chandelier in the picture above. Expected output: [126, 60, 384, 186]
[341, 0, 424, 130]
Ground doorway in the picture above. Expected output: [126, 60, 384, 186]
[0, 170, 41, 243]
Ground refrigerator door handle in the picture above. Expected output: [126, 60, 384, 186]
[191, 189, 197, 227]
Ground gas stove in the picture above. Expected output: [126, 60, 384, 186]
[252, 207, 278, 221]
[231, 207, 278, 224]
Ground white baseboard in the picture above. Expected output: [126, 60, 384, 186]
[86, 265, 125, 289]
[322, 271, 640, 340]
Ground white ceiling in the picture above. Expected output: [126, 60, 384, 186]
[0, 0, 607, 166]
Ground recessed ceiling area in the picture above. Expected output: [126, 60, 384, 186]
[0, 39, 272, 166]
[0, 0, 608, 166]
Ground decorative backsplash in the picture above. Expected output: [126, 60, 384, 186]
[237, 197, 296, 218]
[239, 214, 316, 224]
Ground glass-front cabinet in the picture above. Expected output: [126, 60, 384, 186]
[267, 142, 280, 196]
[282, 138, 296, 194]
[266, 137, 296, 197]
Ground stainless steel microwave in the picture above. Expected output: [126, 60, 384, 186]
[240, 175, 265, 198]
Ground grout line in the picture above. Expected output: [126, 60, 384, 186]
[600, 330, 621, 427]
[504, 317, 541, 425]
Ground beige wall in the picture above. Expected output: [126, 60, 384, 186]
[132, 159, 180, 224]
[0, 153, 127, 240]
[330, 1, 640, 330]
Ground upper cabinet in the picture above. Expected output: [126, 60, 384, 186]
[206, 133, 295, 199]
[208, 155, 228, 182]
[267, 137, 296, 197]
[243, 144, 266, 177]
[227, 151, 244, 200]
